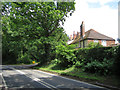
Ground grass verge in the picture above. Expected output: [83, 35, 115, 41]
[32, 61, 120, 89]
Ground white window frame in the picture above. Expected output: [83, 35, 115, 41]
[94, 40, 99, 43]
[102, 40, 106, 46]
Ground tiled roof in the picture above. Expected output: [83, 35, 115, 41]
[70, 29, 115, 44]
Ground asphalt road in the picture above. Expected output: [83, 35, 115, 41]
[0, 65, 109, 90]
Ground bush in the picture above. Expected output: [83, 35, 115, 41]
[75, 47, 112, 64]
[75, 48, 89, 64]
[2, 51, 18, 64]
[75, 61, 84, 68]
[88, 42, 103, 48]
[53, 43, 119, 76]
[56, 44, 76, 67]
[112, 46, 120, 76]
[17, 53, 32, 64]
[84, 58, 114, 75]
[74, 46, 119, 75]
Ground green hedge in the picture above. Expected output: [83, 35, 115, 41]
[53, 43, 119, 76]
[75, 47, 112, 64]
[74, 46, 120, 76]
[55, 44, 76, 67]
[112, 46, 120, 76]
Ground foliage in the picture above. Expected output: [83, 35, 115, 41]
[2, 2, 120, 77]
[17, 53, 32, 64]
[75, 48, 89, 65]
[84, 58, 114, 75]
[75, 61, 84, 68]
[55, 44, 76, 67]
[87, 42, 103, 48]
[75, 47, 112, 64]
[112, 46, 120, 76]
[2, 2, 75, 64]
[74, 46, 119, 76]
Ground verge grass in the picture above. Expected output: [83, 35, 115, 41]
[33, 62, 103, 81]
[33, 61, 120, 88]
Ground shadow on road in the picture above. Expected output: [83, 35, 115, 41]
[2, 64, 38, 70]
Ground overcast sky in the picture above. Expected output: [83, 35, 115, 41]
[63, 0, 118, 43]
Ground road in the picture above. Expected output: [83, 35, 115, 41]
[0, 65, 108, 90]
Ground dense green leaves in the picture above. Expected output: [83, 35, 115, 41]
[84, 58, 114, 75]
[87, 42, 103, 48]
[55, 44, 76, 67]
[74, 46, 120, 76]
[2, 2, 75, 64]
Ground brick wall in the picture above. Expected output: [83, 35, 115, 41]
[107, 40, 115, 46]
[99, 40, 102, 44]
[86, 39, 115, 47]
[87, 40, 93, 44]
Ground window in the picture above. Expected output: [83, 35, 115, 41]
[94, 40, 99, 43]
[102, 40, 106, 46]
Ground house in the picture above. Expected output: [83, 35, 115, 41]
[69, 21, 115, 48]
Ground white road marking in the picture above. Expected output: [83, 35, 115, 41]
[6, 66, 107, 89]
[56, 84, 64, 88]
[33, 77, 54, 89]
[38, 78, 58, 89]
[15, 70, 26, 75]
[1, 73, 8, 89]
[33, 78, 40, 81]
[0, 73, 2, 88]
[10, 67, 59, 90]
[36, 70, 107, 89]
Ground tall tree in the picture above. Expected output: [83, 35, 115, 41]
[2, 2, 75, 64]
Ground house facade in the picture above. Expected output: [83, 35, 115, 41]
[69, 21, 115, 48]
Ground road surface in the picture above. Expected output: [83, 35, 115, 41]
[0, 65, 108, 90]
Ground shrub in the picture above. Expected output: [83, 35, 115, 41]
[55, 43, 119, 76]
[17, 53, 32, 64]
[88, 42, 103, 48]
[74, 46, 118, 75]
[84, 58, 114, 75]
[75, 48, 89, 64]
[56, 44, 76, 67]
[75, 61, 84, 68]
[112, 46, 120, 76]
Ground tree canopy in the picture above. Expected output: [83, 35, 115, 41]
[2, 2, 75, 64]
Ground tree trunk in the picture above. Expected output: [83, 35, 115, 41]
[44, 43, 51, 63]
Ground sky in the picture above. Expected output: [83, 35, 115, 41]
[118, 2, 120, 39]
[63, 0, 119, 43]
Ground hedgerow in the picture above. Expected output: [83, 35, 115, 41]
[74, 45, 120, 76]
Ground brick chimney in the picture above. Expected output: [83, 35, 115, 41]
[80, 21, 85, 38]
[77, 31, 80, 38]
[73, 31, 76, 40]
[70, 35, 73, 40]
